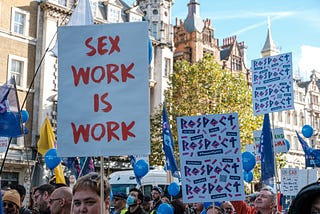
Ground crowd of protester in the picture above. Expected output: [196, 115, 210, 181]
[2, 173, 320, 214]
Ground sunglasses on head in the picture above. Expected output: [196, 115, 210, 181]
[3, 202, 15, 208]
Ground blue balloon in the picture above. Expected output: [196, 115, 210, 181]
[157, 203, 174, 214]
[243, 170, 254, 183]
[148, 38, 153, 64]
[302, 125, 313, 138]
[203, 202, 212, 209]
[44, 148, 61, 170]
[242, 151, 256, 171]
[133, 159, 149, 177]
[20, 109, 29, 123]
[168, 182, 180, 196]
[285, 139, 290, 152]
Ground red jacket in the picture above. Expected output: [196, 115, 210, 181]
[231, 201, 258, 214]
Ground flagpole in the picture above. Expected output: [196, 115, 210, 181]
[0, 138, 13, 175]
[100, 156, 105, 213]
[271, 112, 280, 210]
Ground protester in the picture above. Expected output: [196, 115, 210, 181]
[231, 186, 279, 214]
[3, 189, 21, 214]
[28, 187, 39, 214]
[171, 199, 186, 214]
[10, 184, 32, 214]
[124, 187, 147, 214]
[288, 180, 320, 213]
[245, 193, 257, 206]
[220, 201, 234, 214]
[205, 205, 222, 214]
[141, 195, 152, 213]
[150, 186, 163, 214]
[192, 202, 205, 214]
[72, 172, 111, 214]
[34, 184, 55, 214]
[48, 187, 72, 214]
[112, 192, 128, 214]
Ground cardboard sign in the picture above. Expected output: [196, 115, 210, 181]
[57, 22, 150, 157]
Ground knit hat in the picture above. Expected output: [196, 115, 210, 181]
[3, 189, 21, 208]
[152, 186, 163, 195]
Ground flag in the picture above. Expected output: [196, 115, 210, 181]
[259, 114, 275, 187]
[296, 131, 320, 167]
[0, 190, 3, 214]
[129, 155, 142, 186]
[162, 105, 181, 180]
[51, 0, 94, 56]
[79, 157, 95, 177]
[37, 117, 66, 184]
[0, 78, 23, 138]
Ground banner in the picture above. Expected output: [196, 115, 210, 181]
[177, 113, 245, 203]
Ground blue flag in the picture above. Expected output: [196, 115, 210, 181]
[129, 155, 142, 186]
[162, 105, 181, 180]
[0, 78, 23, 138]
[296, 131, 320, 167]
[259, 114, 275, 187]
[0, 190, 3, 214]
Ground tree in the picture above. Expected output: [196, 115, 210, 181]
[149, 54, 263, 166]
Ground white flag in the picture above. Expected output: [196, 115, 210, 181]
[51, 0, 94, 57]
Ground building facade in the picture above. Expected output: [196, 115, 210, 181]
[0, 0, 37, 192]
[173, 0, 250, 82]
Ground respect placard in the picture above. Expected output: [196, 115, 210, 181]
[252, 52, 294, 115]
[57, 22, 150, 157]
[177, 113, 245, 203]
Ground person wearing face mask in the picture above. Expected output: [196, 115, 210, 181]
[125, 188, 147, 214]
[150, 186, 163, 214]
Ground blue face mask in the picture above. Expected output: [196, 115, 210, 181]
[126, 195, 135, 206]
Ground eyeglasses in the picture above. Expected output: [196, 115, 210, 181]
[49, 198, 61, 204]
[3, 202, 15, 208]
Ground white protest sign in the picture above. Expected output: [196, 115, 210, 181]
[0, 137, 8, 153]
[252, 52, 294, 115]
[253, 128, 287, 162]
[57, 22, 150, 157]
[281, 168, 318, 196]
[177, 113, 245, 203]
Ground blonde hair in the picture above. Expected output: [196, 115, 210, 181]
[73, 172, 110, 200]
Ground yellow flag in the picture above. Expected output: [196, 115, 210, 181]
[37, 117, 66, 184]
[37, 118, 55, 155]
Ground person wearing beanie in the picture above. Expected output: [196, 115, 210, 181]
[3, 189, 21, 214]
[150, 186, 163, 214]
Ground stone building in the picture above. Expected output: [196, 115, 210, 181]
[173, 0, 250, 82]
[0, 0, 37, 192]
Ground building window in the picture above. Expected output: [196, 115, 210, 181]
[164, 58, 171, 77]
[8, 55, 28, 88]
[11, 7, 29, 36]
[293, 111, 298, 126]
[299, 113, 304, 127]
[285, 111, 291, 124]
[1, 172, 19, 187]
[278, 112, 282, 122]
[152, 22, 158, 39]
[109, 7, 121, 23]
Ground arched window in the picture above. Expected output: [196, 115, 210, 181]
[293, 111, 298, 126]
